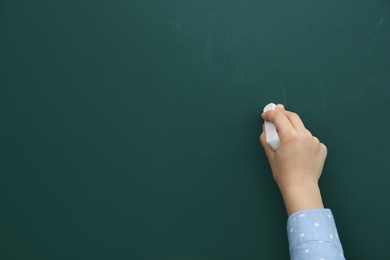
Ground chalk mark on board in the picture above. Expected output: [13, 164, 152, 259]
[315, 0, 326, 110]
[194, 30, 214, 62]
[163, 19, 189, 34]
[331, 125, 390, 169]
[367, 17, 384, 59]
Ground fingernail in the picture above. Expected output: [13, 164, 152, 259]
[276, 104, 284, 110]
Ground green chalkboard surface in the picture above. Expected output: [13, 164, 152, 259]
[1, 0, 390, 259]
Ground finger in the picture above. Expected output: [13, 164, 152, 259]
[275, 104, 285, 110]
[260, 125, 275, 158]
[259, 124, 267, 147]
[320, 143, 328, 156]
[261, 110, 293, 140]
[283, 111, 306, 131]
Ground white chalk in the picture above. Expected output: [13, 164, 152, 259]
[263, 103, 280, 151]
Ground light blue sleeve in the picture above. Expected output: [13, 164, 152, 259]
[287, 209, 345, 260]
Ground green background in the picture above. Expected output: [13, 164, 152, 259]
[1, 0, 390, 259]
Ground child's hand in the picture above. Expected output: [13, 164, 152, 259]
[260, 104, 327, 216]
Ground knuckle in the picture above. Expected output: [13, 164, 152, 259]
[288, 131, 299, 142]
[302, 129, 312, 137]
[291, 112, 300, 120]
[321, 143, 327, 152]
[302, 131, 312, 141]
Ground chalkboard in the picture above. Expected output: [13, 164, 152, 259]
[1, 0, 390, 259]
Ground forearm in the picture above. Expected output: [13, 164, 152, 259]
[279, 182, 324, 216]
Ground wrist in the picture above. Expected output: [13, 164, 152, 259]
[278, 182, 324, 216]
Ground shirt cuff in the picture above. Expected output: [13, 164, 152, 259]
[287, 209, 344, 257]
